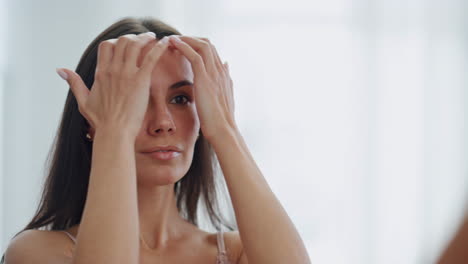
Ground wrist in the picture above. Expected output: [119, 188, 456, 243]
[206, 125, 241, 148]
[94, 126, 136, 144]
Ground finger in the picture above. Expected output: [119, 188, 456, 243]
[226, 63, 234, 110]
[125, 32, 157, 70]
[96, 40, 115, 73]
[168, 36, 207, 77]
[212, 44, 225, 73]
[200, 37, 224, 73]
[139, 36, 171, 76]
[172, 36, 216, 74]
[112, 34, 137, 66]
[56, 68, 89, 109]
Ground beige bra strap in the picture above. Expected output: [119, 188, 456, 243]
[61, 231, 77, 243]
[217, 231, 226, 254]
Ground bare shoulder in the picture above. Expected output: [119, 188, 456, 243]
[4, 229, 73, 264]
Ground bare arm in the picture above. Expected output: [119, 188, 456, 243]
[3, 129, 139, 264]
[58, 32, 169, 264]
[71, 128, 139, 264]
[5, 32, 171, 264]
[437, 213, 468, 264]
[209, 127, 311, 264]
[163, 35, 311, 264]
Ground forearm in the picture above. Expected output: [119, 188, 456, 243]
[209, 128, 311, 264]
[72, 128, 139, 264]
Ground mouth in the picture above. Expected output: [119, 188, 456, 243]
[144, 150, 181, 161]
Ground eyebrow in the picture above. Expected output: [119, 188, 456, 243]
[169, 80, 193, 90]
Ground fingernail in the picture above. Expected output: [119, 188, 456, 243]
[159, 36, 169, 44]
[56, 68, 68, 81]
[147, 32, 156, 38]
[170, 35, 182, 43]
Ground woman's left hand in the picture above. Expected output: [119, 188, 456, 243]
[168, 35, 236, 142]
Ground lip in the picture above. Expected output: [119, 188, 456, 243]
[141, 145, 182, 153]
[145, 150, 181, 161]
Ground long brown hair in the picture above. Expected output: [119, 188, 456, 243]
[1, 16, 235, 263]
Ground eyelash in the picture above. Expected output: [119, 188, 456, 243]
[171, 95, 191, 105]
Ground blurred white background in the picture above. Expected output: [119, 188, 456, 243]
[1, 0, 468, 263]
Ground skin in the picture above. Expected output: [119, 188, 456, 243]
[437, 213, 468, 264]
[66, 40, 234, 261]
[132, 41, 201, 251]
[4, 33, 310, 264]
[66, 34, 310, 263]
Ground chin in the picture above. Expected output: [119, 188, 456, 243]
[136, 167, 187, 186]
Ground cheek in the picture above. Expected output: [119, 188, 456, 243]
[191, 104, 199, 123]
[172, 111, 199, 141]
[181, 106, 200, 134]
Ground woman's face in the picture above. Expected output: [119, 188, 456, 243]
[133, 40, 200, 186]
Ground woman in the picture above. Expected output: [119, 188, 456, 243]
[2, 17, 311, 264]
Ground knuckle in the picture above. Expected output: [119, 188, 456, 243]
[139, 31, 155, 38]
[102, 38, 117, 44]
[102, 41, 117, 53]
[98, 41, 114, 56]
[200, 37, 211, 43]
[69, 78, 77, 88]
[94, 70, 106, 82]
[127, 39, 144, 50]
[104, 69, 113, 78]
[99, 40, 114, 50]
[109, 65, 120, 75]
[200, 41, 212, 52]
[120, 34, 137, 39]
[117, 34, 136, 44]
[200, 40, 210, 49]
[194, 54, 203, 64]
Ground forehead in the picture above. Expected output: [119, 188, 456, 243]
[153, 48, 193, 82]
[138, 41, 193, 84]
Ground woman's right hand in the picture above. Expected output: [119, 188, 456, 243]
[56, 32, 171, 140]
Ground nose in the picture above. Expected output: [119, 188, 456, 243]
[147, 103, 176, 136]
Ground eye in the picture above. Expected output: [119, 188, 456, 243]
[171, 95, 191, 105]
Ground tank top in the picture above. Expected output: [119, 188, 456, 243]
[60, 230, 231, 264]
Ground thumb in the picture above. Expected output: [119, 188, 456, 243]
[56, 68, 89, 107]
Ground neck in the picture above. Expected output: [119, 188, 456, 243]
[137, 183, 194, 251]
